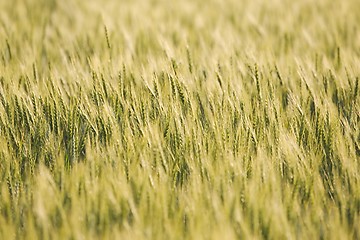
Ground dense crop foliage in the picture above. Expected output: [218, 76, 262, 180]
[0, 0, 359, 239]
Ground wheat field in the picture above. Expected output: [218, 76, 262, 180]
[0, 0, 359, 239]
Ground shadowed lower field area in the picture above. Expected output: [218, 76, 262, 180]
[0, 0, 359, 239]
